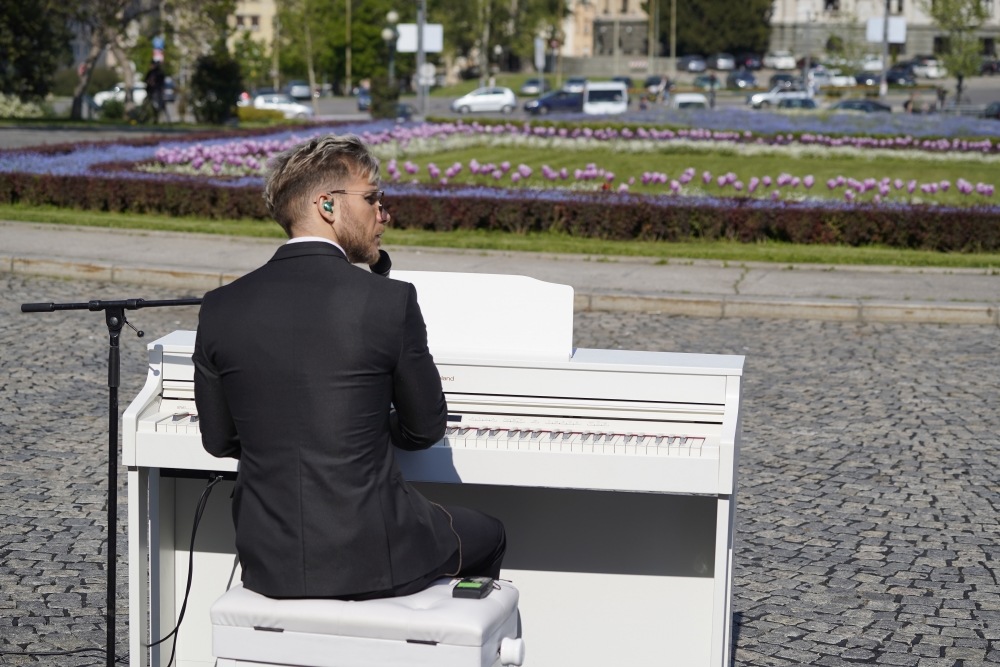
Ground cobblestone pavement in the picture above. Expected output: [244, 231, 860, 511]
[2, 273, 999, 666]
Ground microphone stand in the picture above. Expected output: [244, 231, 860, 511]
[20, 296, 202, 667]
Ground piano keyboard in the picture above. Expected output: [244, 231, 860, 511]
[442, 426, 709, 456]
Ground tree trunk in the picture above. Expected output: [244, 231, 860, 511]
[71, 31, 106, 120]
[108, 38, 137, 111]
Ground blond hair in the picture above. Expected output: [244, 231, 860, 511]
[263, 134, 381, 236]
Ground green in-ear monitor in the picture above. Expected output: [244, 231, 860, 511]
[323, 201, 333, 212]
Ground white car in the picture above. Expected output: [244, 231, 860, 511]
[810, 66, 855, 89]
[670, 92, 709, 110]
[93, 82, 147, 107]
[251, 93, 314, 119]
[860, 54, 884, 71]
[911, 56, 947, 79]
[763, 51, 797, 70]
[747, 85, 812, 109]
[450, 87, 517, 114]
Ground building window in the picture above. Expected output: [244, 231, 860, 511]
[824, 0, 840, 11]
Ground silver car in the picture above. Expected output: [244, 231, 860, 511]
[251, 93, 314, 119]
[450, 87, 517, 114]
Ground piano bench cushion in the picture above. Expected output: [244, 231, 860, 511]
[210, 579, 521, 667]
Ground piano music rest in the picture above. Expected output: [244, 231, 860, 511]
[210, 579, 525, 667]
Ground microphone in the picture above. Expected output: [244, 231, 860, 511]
[369, 249, 391, 277]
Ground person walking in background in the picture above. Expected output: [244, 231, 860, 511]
[144, 60, 166, 123]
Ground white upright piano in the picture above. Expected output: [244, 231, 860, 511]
[124, 271, 744, 667]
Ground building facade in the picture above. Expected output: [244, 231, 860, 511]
[758, 0, 997, 60]
[230, 0, 278, 50]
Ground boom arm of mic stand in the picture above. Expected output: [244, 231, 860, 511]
[19, 295, 202, 667]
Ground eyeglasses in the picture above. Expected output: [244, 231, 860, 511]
[327, 189, 384, 207]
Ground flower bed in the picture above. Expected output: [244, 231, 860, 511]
[1, 118, 999, 251]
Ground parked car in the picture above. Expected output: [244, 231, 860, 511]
[450, 86, 517, 113]
[250, 93, 314, 119]
[520, 78, 551, 95]
[747, 85, 811, 109]
[706, 53, 736, 71]
[810, 67, 855, 88]
[563, 77, 588, 93]
[909, 55, 946, 78]
[763, 50, 797, 70]
[677, 55, 707, 73]
[854, 71, 881, 87]
[769, 73, 800, 89]
[860, 54, 884, 71]
[611, 75, 634, 92]
[284, 80, 312, 100]
[524, 89, 583, 115]
[670, 92, 709, 109]
[693, 74, 721, 91]
[734, 52, 762, 70]
[982, 101, 1000, 119]
[830, 98, 892, 113]
[980, 56, 998, 76]
[726, 69, 757, 89]
[777, 97, 818, 110]
[885, 66, 917, 86]
[93, 82, 147, 107]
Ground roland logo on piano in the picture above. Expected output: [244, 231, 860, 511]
[440, 375, 455, 382]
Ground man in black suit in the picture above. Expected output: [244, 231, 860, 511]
[193, 134, 505, 600]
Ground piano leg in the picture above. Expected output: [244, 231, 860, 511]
[711, 494, 736, 667]
[128, 468, 177, 667]
[127, 467, 148, 667]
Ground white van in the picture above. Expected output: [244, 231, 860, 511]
[582, 81, 629, 115]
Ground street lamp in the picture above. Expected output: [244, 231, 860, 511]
[381, 10, 399, 90]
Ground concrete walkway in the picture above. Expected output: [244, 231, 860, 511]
[3, 220, 998, 325]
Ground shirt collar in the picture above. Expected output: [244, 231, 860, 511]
[287, 236, 346, 257]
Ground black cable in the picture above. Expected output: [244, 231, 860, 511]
[2, 474, 222, 666]
[146, 474, 225, 667]
[0, 646, 128, 663]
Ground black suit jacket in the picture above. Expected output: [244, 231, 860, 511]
[192, 242, 455, 598]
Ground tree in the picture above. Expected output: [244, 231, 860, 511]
[189, 52, 242, 123]
[0, 0, 73, 102]
[919, 0, 988, 104]
[432, 0, 561, 79]
[66, 0, 236, 121]
[232, 30, 272, 92]
[68, 0, 158, 120]
[652, 0, 771, 57]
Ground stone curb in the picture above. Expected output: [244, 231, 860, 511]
[5, 255, 999, 326]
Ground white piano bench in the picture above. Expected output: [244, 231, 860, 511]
[210, 578, 525, 667]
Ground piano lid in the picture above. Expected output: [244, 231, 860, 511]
[391, 270, 574, 362]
